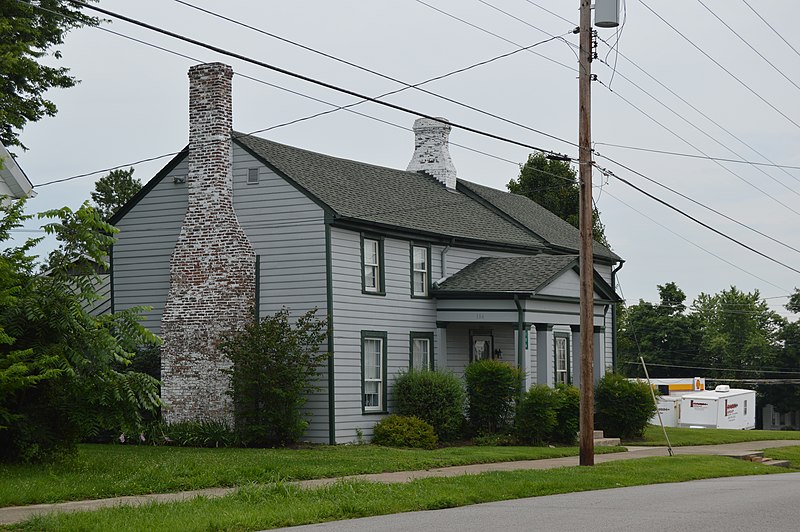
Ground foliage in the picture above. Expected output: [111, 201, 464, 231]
[760, 288, 800, 414]
[393, 369, 465, 441]
[220, 307, 329, 447]
[144, 419, 236, 448]
[91, 168, 142, 220]
[472, 433, 518, 446]
[552, 384, 581, 444]
[0, 199, 161, 462]
[617, 282, 704, 377]
[0, 0, 99, 149]
[371, 415, 437, 449]
[514, 385, 558, 445]
[464, 359, 523, 435]
[507, 153, 610, 248]
[595, 373, 656, 439]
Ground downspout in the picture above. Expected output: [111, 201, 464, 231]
[514, 295, 525, 390]
[611, 261, 625, 370]
[325, 221, 336, 445]
[440, 239, 454, 278]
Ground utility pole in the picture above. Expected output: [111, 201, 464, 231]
[578, 0, 595, 467]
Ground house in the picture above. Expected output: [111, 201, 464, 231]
[0, 142, 36, 206]
[109, 62, 623, 444]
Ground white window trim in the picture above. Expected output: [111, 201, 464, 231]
[363, 336, 384, 412]
[555, 336, 569, 385]
[363, 238, 380, 293]
[412, 337, 431, 370]
[412, 245, 429, 297]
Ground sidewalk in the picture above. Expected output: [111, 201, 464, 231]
[2, 440, 798, 525]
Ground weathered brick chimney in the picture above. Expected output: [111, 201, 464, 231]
[161, 63, 256, 423]
[406, 117, 457, 189]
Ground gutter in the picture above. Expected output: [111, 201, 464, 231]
[325, 220, 336, 445]
[611, 261, 625, 370]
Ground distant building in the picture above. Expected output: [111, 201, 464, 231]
[0, 142, 36, 206]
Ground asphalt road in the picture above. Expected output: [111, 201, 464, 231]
[277, 472, 800, 532]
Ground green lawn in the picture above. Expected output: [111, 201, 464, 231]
[7, 455, 790, 532]
[0, 443, 624, 507]
[631, 425, 800, 446]
[764, 446, 800, 467]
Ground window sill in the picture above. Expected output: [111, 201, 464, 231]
[362, 289, 386, 297]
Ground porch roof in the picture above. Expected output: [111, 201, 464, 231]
[434, 255, 577, 295]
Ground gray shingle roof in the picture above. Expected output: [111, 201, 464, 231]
[235, 133, 620, 261]
[458, 180, 619, 261]
[434, 255, 579, 293]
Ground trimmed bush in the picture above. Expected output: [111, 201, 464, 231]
[465, 360, 523, 435]
[372, 415, 438, 449]
[552, 384, 580, 444]
[595, 373, 656, 439]
[394, 369, 465, 441]
[514, 385, 558, 445]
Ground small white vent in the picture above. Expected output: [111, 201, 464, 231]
[715, 385, 731, 393]
[247, 168, 259, 184]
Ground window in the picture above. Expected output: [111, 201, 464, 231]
[247, 167, 259, 184]
[410, 332, 434, 370]
[470, 331, 493, 362]
[361, 236, 384, 294]
[411, 245, 430, 297]
[554, 334, 570, 385]
[362, 332, 387, 412]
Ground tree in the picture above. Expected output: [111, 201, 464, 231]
[693, 286, 783, 380]
[220, 308, 329, 447]
[0, 198, 160, 462]
[760, 288, 800, 415]
[617, 282, 703, 377]
[0, 0, 98, 149]
[91, 168, 142, 220]
[507, 153, 610, 248]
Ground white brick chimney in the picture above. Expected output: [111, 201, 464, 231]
[407, 117, 457, 189]
[161, 62, 256, 423]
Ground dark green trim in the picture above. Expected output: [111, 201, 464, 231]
[325, 223, 336, 444]
[360, 233, 386, 296]
[529, 293, 618, 305]
[534, 323, 553, 333]
[469, 329, 494, 363]
[254, 255, 261, 320]
[433, 291, 531, 300]
[611, 261, 624, 370]
[553, 331, 571, 385]
[108, 148, 189, 225]
[409, 242, 433, 299]
[409, 331, 435, 370]
[108, 244, 115, 314]
[361, 330, 388, 415]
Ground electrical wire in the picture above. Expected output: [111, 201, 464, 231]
[741, 0, 800, 60]
[697, 0, 800, 93]
[639, 0, 800, 131]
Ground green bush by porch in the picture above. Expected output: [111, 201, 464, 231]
[465, 360, 523, 435]
[595, 373, 656, 439]
[372, 415, 438, 449]
[393, 369, 465, 441]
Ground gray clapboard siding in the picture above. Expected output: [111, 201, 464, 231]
[232, 144, 330, 443]
[538, 269, 580, 297]
[439, 246, 521, 277]
[113, 158, 189, 335]
[330, 227, 438, 442]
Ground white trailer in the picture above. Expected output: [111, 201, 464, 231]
[679, 386, 756, 430]
[651, 395, 681, 427]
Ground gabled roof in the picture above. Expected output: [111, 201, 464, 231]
[235, 133, 620, 261]
[0, 142, 36, 200]
[434, 255, 621, 301]
[434, 255, 578, 294]
[457, 180, 619, 261]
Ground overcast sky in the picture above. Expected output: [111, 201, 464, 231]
[10, 0, 800, 317]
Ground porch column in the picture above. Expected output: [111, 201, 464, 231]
[436, 325, 448, 371]
[570, 324, 581, 388]
[535, 323, 552, 386]
[594, 326, 604, 383]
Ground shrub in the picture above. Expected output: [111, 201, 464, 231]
[465, 360, 524, 435]
[372, 415, 438, 449]
[595, 373, 656, 439]
[394, 369, 465, 441]
[148, 419, 236, 448]
[514, 385, 558, 445]
[473, 433, 518, 446]
[220, 308, 329, 447]
[552, 384, 580, 444]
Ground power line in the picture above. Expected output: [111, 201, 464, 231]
[595, 164, 800, 276]
[594, 152, 800, 257]
[622, 361, 800, 376]
[696, 0, 800, 93]
[593, 142, 800, 171]
[639, 0, 800, 131]
[603, 190, 787, 291]
[741, 0, 800, 60]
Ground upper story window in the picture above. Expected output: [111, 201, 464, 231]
[411, 245, 430, 297]
[362, 237, 384, 294]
